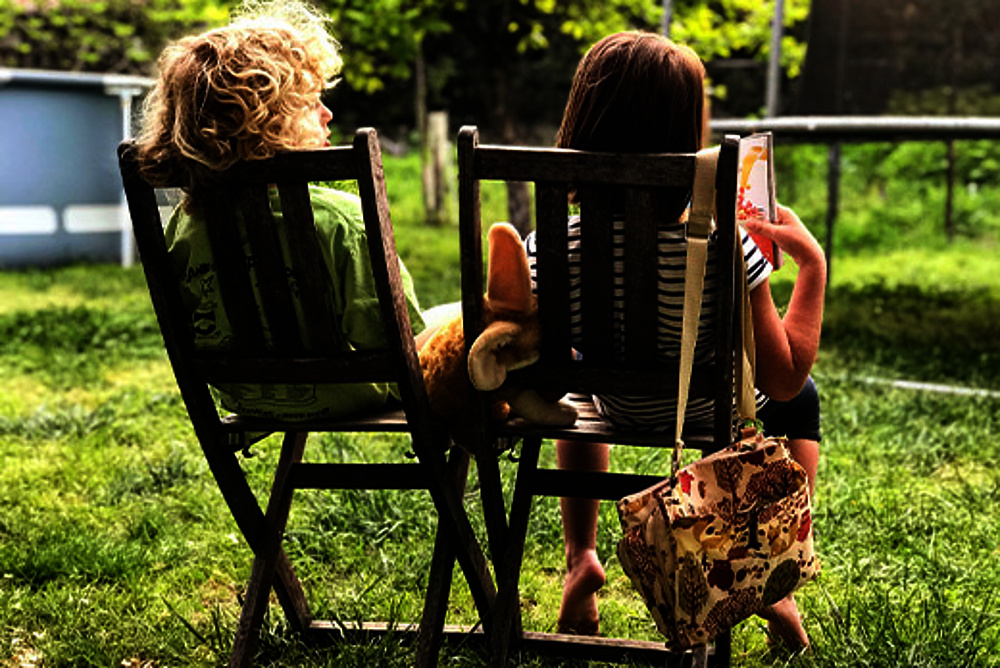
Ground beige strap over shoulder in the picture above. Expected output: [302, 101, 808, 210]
[672, 145, 756, 475]
[672, 147, 716, 473]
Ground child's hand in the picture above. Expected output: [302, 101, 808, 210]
[744, 205, 825, 272]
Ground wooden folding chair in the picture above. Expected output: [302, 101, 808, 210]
[118, 128, 496, 667]
[458, 125, 742, 667]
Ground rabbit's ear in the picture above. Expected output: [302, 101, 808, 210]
[468, 320, 522, 391]
[486, 222, 533, 313]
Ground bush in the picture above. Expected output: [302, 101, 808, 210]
[0, 0, 228, 74]
[775, 141, 1000, 254]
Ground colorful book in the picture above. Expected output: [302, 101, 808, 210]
[737, 132, 782, 269]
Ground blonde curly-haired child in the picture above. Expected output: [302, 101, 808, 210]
[135, 1, 426, 420]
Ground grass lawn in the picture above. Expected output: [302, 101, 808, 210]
[2, 148, 1000, 666]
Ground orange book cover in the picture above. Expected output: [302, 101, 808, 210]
[737, 132, 782, 269]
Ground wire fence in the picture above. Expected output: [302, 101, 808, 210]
[710, 115, 1000, 280]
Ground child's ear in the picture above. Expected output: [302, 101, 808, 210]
[485, 222, 533, 313]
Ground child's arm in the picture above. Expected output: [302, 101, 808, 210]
[744, 205, 826, 401]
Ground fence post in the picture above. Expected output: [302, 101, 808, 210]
[766, 0, 785, 118]
[422, 111, 451, 226]
[945, 139, 956, 241]
[825, 143, 840, 284]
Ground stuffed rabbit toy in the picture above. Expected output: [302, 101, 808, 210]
[419, 222, 577, 448]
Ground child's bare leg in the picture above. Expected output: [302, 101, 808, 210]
[758, 436, 817, 650]
[786, 437, 819, 497]
[556, 439, 609, 635]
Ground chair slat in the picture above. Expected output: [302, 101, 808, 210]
[194, 352, 398, 385]
[237, 184, 302, 353]
[475, 146, 695, 186]
[507, 361, 715, 398]
[623, 187, 660, 366]
[353, 130, 433, 429]
[277, 181, 344, 352]
[578, 190, 616, 364]
[711, 136, 741, 449]
[459, 127, 485, 348]
[202, 189, 269, 352]
[534, 183, 571, 364]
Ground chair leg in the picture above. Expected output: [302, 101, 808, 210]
[411, 436, 497, 632]
[476, 454, 511, 566]
[271, 552, 310, 634]
[228, 431, 308, 668]
[415, 448, 473, 668]
[712, 629, 732, 668]
[475, 450, 524, 645]
[199, 436, 313, 633]
[488, 436, 542, 668]
[691, 645, 709, 668]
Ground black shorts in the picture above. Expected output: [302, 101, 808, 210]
[757, 375, 822, 442]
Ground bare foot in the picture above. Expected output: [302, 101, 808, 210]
[557, 549, 605, 636]
[757, 593, 809, 651]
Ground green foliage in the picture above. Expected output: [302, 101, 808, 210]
[888, 84, 1000, 117]
[673, 0, 810, 75]
[773, 141, 1000, 255]
[316, 0, 452, 94]
[1, 0, 811, 139]
[519, 0, 659, 50]
[0, 0, 229, 74]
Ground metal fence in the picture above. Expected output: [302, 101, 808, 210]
[710, 116, 1000, 280]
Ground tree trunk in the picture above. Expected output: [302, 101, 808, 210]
[501, 113, 531, 237]
[506, 182, 531, 238]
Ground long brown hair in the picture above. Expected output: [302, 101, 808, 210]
[556, 32, 707, 214]
[557, 32, 706, 153]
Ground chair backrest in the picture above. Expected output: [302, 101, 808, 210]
[458, 125, 742, 447]
[118, 128, 434, 444]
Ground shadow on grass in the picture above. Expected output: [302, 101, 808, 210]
[809, 281, 1000, 389]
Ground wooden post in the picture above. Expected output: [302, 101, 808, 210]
[422, 111, 451, 226]
[825, 143, 840, 285]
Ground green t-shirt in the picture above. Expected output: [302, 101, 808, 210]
[165, 185, 425, 420]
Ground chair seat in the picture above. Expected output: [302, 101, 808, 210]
[219, 404, 416, 445]
[496, 393, 717, 447]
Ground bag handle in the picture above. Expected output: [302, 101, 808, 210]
[735, 243, 757, 420]
[672, 146, 756, 475]
[672, 147, 716, 474]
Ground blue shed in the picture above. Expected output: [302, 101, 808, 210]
[0, 68, 152, 268]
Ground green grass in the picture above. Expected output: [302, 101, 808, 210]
[2, 148, 1000, 666]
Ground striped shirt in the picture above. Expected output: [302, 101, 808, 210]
[524, 215, 771, 433]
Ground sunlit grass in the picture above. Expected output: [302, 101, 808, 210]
[0, 265, 152, 314]
[2, 150, 1000, 666]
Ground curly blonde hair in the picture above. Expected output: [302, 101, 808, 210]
[135, 0, 341, 188]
